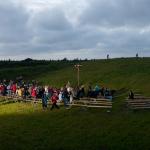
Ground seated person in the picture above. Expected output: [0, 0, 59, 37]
[104, 88, 112, 100]
[129, 90, 134, 99]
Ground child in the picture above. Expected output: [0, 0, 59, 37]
[51, 92, 59, 110]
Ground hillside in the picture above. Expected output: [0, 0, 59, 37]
[0, 58, 149, 95]
[0, 57, 150, 150]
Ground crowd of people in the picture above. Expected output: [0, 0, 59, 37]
[0, 79, 113, 110]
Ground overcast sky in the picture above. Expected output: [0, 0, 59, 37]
[0, 0, 150, 60]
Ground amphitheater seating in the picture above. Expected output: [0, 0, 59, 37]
[69, 97, 112, 108]
[126, 94, 150, 110]
[0, 95, 112, 109]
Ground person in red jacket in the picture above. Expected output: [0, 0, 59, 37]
[12, 83, 17, 96]
[51, 92, 59, 110]
[31, 87, 37, 98]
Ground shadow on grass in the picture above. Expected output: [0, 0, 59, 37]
[1, 103, 150, 150]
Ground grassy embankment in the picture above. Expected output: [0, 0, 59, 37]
[0, 58, 150, 150]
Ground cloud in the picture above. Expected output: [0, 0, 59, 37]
[0, 1, 32, 44]
[80, 0, 150, 27]
[0, 0, 150, 60]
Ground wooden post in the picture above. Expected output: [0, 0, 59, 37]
[74, 64, 82, 86]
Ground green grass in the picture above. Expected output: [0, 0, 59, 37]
[1, 102, 150, 150]
[37, 58, 150, 95]
[0, 58, 150, 149]
[0, 58, 149, 95]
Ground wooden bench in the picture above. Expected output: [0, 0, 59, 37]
[0, 95, 112, 109]
[70, 97, 112, 108]
[126, 96, 150, 110]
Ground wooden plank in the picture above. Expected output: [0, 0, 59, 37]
[73, 101, 112, 106]
[129, 101, 150, 104]
[134, 97, 150, 99]
[130, 104, 150, 107]
[87, 105, 112, 108]
[74, 103, 112, 106]
[80, 97, 90, 100]
[69, 104, 112, 108]
[132, 107, 150, 109]
[127, 100, 150, 102]
[134, 94, 142, 96]
[68, 104, 87, 107]
[73, 100, 112, 104]
[80, 97, 111, 101]
[127, 100, 150, 103]
[86, 103, 112, 106]
[90, 98, 111, 101]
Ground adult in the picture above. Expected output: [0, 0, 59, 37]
[42, 89, 48, 110]
[62, 88, 69, 108]
[129, 90, 134, 99]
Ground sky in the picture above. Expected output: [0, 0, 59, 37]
[0, 0, 150, 60]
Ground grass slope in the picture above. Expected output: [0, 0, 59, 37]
[0, 58, 149, 95]
[0, 103, 150, 150]
[37, 58, 150, 95]
[0, 58, 150, 150]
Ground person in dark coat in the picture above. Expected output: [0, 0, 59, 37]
[129, 90, 134, 99]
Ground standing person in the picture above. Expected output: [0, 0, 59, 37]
[68, 88, 73, 104]
[31, 86, 37, 106]
[94, 85, 100, 97]
[79, 85, 85, 98]
[7, 84, 12, 97]
[41, 88, 48, 110]
[12, 83, 17, 97]
[107, 54, 109, 59]
[24, 85, 29, 99]
[0, 83, 3, 96]
[58, 87, 63, 102]
[87, 85, 92, 97]
[62, 88, 69, 108]
[51, 92, 59, 110]
[31, 87, 37, 99]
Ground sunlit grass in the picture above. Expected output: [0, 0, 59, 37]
[0, 58, 150, 149]
[1, 102, 150, 150]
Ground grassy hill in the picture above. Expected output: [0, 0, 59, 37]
[0, 57, 150, 95]
[0, 57, 150, 150]
[1, 102, 150, 150]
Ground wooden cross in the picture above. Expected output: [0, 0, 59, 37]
[74, 64, 82, 86]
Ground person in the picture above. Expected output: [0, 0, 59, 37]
[104, 88, 112, 100]
[58, 87, 63, 102]
[51, 92, 59, 110]
[11, 83, 17, 97]
[94, 85, 100, 98]
[68, 88, 73, 104]
[31, 87, 37, 100]
[80, 85, 85, 98]
[107, 54, 109, 59]
[42, 90, 48, 110]
[87, 85, 92, 97]
[129, 90, 134, 99]
[16, 87, 23, 98]
[101, 87, 105, 97]
[7, 84, 11, 97]
[62, 88, 69, 108]
[0, 83, 3, 96]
